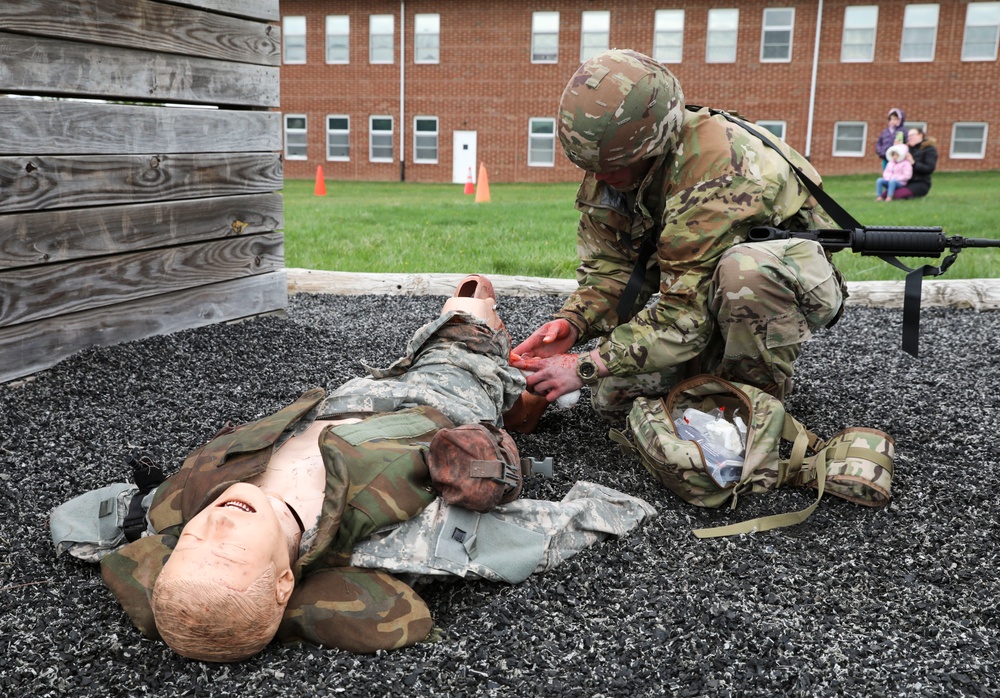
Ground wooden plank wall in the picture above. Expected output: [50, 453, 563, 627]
[0, 0, 284, 383]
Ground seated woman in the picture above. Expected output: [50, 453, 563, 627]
[892, 127, 938, 200]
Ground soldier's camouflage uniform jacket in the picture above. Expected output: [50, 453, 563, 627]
[98, 312, 524, 654]
[555, 107, 846, 408]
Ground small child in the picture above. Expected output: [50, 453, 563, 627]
[875, 144, 912, 201]
[876, 108, 906, 168]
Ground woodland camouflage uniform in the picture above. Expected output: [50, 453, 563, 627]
[555, 49, 846, 420]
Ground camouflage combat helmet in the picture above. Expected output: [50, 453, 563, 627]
[558, 49, 685, 172]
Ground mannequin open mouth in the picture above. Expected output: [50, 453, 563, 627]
[220, 500, 255, 513]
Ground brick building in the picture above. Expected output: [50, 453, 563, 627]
[279, 1, 1000, 183]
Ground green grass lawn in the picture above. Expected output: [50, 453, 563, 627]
[283, 170, 1000, 282]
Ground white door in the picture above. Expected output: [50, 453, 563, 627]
[452, 130, 477, 183]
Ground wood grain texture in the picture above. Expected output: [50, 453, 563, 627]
[0, 233, 283, 327]
[164, 0, 278, 23]
[0, 33, 279, 106]
[0, 153, 282, 213]
[0, 0, 279, 65]
[0, 271, 287, 384]
[0, 193, 283, 270]
[0, 100, 281, 155]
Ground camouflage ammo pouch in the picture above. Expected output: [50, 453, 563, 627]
[427, 422, 526, 512]
[609, 374, 894, 538]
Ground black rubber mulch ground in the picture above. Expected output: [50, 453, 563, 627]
[1, 292, 998, 697]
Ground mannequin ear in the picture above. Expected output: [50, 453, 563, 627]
[275, 566, 295, 605]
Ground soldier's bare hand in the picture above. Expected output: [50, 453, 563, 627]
[512, 319, 578, 359]
[512, 353, 582, 402]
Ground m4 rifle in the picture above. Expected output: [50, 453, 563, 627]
[747, 225, 1000, 357]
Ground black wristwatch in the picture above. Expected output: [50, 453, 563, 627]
[576, 354, 600, 386]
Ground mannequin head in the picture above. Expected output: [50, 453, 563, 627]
[151, 483, 298, 662]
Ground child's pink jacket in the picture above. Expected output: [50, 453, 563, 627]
[882, 159, 912, 185]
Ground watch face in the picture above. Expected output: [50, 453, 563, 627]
[580, 361, 596, 378]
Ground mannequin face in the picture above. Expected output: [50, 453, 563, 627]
[163, 483, 295, 597]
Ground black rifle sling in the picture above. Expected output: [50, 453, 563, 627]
[696, 105, 934, 357]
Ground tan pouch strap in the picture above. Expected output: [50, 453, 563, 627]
[693, 447, 828, 538]
[608, 428, 636, 455]
[775, 414, 815, 487]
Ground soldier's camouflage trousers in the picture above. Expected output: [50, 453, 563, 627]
[593, 239, 845, 421]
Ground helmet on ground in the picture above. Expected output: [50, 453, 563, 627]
[558, 49, 685, 173]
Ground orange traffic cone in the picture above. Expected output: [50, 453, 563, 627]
[314, 165, 327, 196]
[463, 167, 475, 195]
[475, 162, 491, 203]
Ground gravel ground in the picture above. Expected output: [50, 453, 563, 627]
[1, 291, 998, 697]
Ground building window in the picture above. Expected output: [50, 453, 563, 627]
[962, 2, 1000, 61]
[413, 117, 439, 163]
[370, 14, 394, 64]
[532, 12, 559, 63]
[833, 121, 867, 156]
[756, 120, 786, 141]
[580, 11, 610, 62]
[653, 10, 685, 63]
[369, 116, 394, 162]
[284, 115, 307, 160]
[841, 6, 878, 62]
[706, 9, 739, 63]
[415, 14, 440, 64]
[528, 118, 556, 167]
[283, 16, 306, 64]
[327, 116, 350, 161]
[951, 122, 988, 158]
[907, 120, 928, 134]
[900, 4, 939, 62]
[325, 16, 349, 64]
[761, 8, 794, 62]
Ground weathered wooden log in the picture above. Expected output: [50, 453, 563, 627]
[285, 269, 1000, 310]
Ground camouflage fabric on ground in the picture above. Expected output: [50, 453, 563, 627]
[349, 481, 656, 583]
[319, 311, 524, 426]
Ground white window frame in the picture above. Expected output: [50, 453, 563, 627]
[326, 115, 350, 162]
[653, 10, 685, 64]
[706, 8, 739, 64]
[841, 6, 878, 62]
[528, 118, 556, 167]
[369, 115, 394, 162]
[756, 120, 787, 141]
[761, 8, 794, 62]
[283, 16, 306, 64]
[907, 120, 928, 135]
[580, 11, 610, 63]
[370, 14, 394, 64]
[326, 15, 349, 64]
[531, 12, 560, 64]
[962, 2, 1000, 61]
[414, 14, 440, 64]
[832, 121, 868, 157]
[900, 4, 939, 62]
[413, 116, 439, 164]
[950, 122, 989, 159]
[284, 114, 307, 160]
